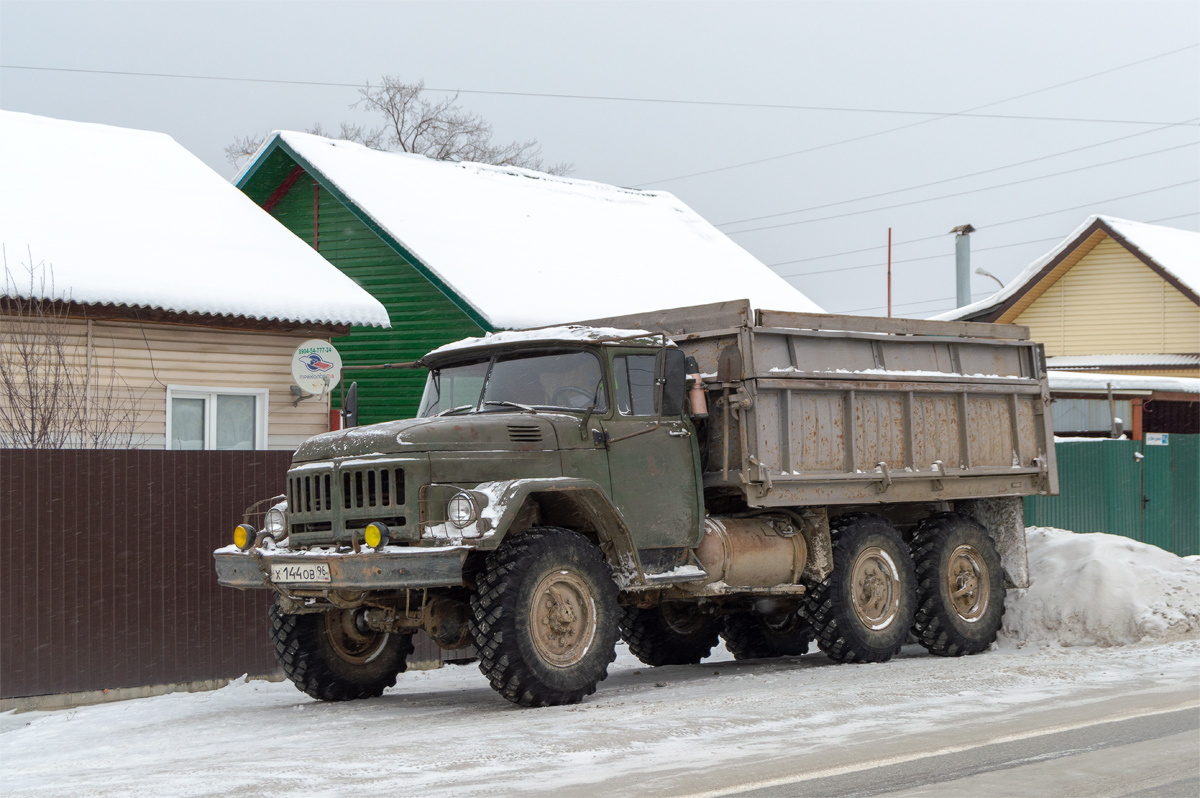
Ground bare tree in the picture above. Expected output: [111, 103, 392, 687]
[226, 76, 571, 175]
[0, 249, 143, 449]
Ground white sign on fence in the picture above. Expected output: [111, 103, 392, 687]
[291, 340, 342, 396]
[1145, 432, 1169, 446]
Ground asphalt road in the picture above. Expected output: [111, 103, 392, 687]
[683, 702, 1200, 798]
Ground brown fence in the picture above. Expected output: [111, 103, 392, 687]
[0, 449, 446, 700]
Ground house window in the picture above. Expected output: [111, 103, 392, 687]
[166, 386, 269, 450]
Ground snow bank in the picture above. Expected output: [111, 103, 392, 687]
[1002, 527, 1200, 648]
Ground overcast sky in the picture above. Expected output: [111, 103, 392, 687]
[2, 1, 1197, 318]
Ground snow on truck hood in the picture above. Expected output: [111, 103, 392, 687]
[0, 111, 390, 328]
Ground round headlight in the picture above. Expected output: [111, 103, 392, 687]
[264, 508, 286, 536]
[364, 522, 390, 548]
[233, 524, 256, 551]
[447, 493, 477, 527]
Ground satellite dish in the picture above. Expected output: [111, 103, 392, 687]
[291, 340, 342, 396]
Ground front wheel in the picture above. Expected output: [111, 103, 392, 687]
[910, 513, 1006, 656]
[469, 527, 620, 707]
[804, 514, 916, 664]
[269, 603, 414, 701]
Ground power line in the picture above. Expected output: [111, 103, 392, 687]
[839, 292, 993, 315]
[3, 59, 1199, 127]
[727, 141, 1198, 235]
[718, 119, 1199, 227]
[781, 235, 1065, 279]
[634, 43, 1200, 186]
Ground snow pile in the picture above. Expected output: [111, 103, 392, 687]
[1002, 527, 1200, 648]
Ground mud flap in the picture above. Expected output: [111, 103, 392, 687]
[957, 496, 1029, 588]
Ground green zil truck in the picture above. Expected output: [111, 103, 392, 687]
[215, 300, 1057, 707]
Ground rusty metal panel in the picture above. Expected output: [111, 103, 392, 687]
[967, 395, 1015, 467]
[855, 393, 906, 471]
[910, 394, 962, 469]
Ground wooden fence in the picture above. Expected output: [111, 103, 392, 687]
[0, 450, 444, 700]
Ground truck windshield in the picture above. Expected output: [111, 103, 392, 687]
[418, 350, 608, 417]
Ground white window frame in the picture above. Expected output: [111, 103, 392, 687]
[165, 385, 270, 450]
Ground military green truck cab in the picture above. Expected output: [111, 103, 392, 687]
[216, 301, 1055, 707]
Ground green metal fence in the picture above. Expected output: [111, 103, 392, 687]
[1024, 434, 1199, 557]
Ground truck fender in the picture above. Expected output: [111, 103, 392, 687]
[956, 496, 1030, 588]
[473, 478, 646, 585]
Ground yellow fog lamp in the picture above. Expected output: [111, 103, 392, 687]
[233, 524, 257, 551]
[364, 522, 390, 549]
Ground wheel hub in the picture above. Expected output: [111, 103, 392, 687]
[850, 547, 901, 630]
[531, 570, 596, 667]
[946, 544, 990, 622]
[325, 609, 390, 665]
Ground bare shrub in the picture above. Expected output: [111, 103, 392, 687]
[0, 249, 144, 449]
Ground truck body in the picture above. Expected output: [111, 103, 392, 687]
[215, 300, 1056, 706]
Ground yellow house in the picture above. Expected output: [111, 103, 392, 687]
[935, 215, 1198, 378]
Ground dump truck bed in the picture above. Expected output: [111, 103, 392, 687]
[583, 300, 1058, 508]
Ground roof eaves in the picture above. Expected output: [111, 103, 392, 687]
[244, 135, 496, 333]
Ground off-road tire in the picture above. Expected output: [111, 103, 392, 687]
[803, 513, 916, 664]
[469, 527, 620, 707]
[620, 602, 721, 666]
[720, 610, 812, 660]
[910, 513, 1006, 656]
[268, 603, 414, 701]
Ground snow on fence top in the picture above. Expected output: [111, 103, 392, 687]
[243, 131, 824, 330]
[0, 112, 390, 328]
[932, 214, 1200, 321]
[1048, 370, 1200, 395]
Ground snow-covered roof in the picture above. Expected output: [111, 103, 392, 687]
[0, 111, 390, 328]
[238, 131, 824, 330]
[1048, 370, 1200, 395]
[932, 215, 1200, 322]
[426, 325, 664, 359]
[1046, 354, 1199, 370]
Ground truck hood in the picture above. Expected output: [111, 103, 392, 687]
[293, 414, 570, 463]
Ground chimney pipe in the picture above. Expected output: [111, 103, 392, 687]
[950, 224, 976, 308]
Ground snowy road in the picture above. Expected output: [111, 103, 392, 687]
[3, 638, 1197, 797]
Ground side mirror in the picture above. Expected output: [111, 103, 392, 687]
[343, 381, 359, 429]
[656, 349, 687, 416]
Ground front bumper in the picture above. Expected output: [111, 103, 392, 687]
[214, 545, 468, 591]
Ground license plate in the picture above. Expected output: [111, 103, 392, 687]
[271, 562, 331, 584]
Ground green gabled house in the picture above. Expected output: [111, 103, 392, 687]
[235, 131, 823, 424]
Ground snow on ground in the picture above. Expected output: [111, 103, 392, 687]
[1001, 527, 1200, 648]
[3, 528, 1198, 797]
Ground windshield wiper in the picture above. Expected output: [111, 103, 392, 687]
[483, 400, 537, 414]
[435, 404, 475, 417]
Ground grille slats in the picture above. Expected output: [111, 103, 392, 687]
[288, 466, 406, 518]
[507, 424, 543, 443]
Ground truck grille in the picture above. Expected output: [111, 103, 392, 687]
[288, 467, 405, 518]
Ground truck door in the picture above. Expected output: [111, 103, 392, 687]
[602, 350, 703, 550]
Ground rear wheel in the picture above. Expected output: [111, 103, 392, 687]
[620, 602, 721, 666]
[269, 603, 414, 701]
[910, 513, 1006, 656]
[469, 527, 620, 707]
[721, 609, 812, 660]
[804, 513, 916, 664]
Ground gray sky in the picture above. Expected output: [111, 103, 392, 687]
[2, 1, 1197, 318]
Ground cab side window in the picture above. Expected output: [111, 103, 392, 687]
[613, 355, 657, 416]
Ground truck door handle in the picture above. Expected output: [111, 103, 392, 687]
[668, 429, 691, 437]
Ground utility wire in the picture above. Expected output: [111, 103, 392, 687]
[635, 43, 1200, 186]
[719, 118, 1200, 227]
[3, 55, 1199, 127]
[727, 141, 1198, 235]
[782, 236, 1065, 279]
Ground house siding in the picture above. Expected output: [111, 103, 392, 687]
[1, 315, 331, 450]
[1010, 236, 1200, 361]
[245, 149, 487, 425]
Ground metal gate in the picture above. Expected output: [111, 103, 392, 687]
[1024, 434, 1199, 556]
